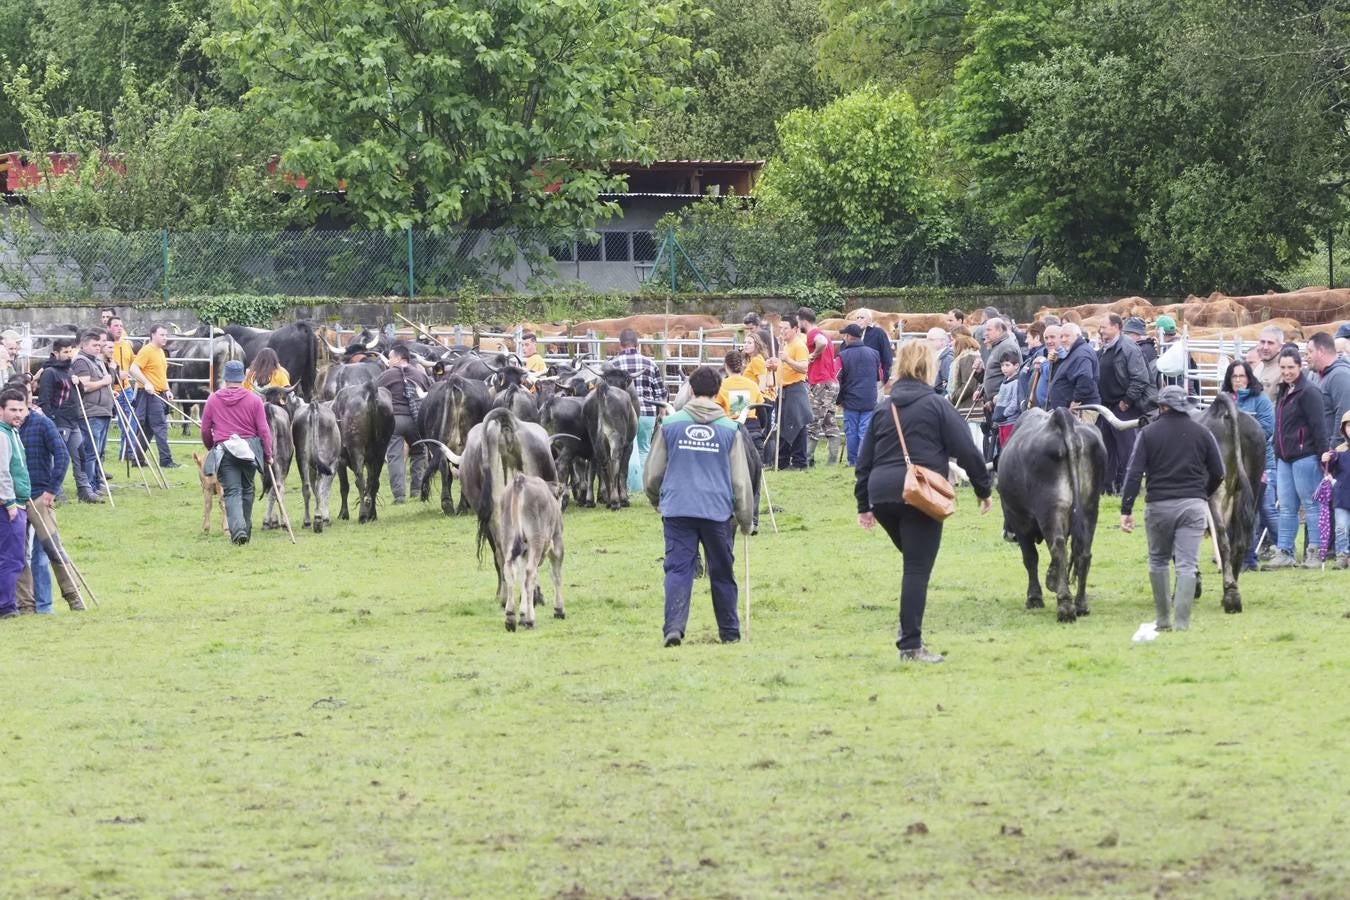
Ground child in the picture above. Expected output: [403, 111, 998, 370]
[1322, 409, 1350, 569]
[991, 357, 1024, 450]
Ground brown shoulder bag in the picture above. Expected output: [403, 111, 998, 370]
[889, 401, 956, 521]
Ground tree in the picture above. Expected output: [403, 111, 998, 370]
[816, 0, 970, 101]
[649, 0, 834, 159]
[756, 87, 947, 285]
[215, 0, 700, 234]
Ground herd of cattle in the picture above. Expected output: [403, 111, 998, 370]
[80, 285, 1344, 628]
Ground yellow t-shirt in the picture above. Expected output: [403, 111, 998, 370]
[111, 338, 135, 389]
[745, 355, 773, 400]
[524, 353, 547, 374]
[243, 365, 291, 394]
[717, 373, 763, 421]
[780, 336, 808, 388]
[133, 344, 169, 393]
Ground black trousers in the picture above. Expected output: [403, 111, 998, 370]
[872, 501, 944, 651]
[1097, 407, 1140, 493]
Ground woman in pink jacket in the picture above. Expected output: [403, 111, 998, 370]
[200, 360, 273, 544]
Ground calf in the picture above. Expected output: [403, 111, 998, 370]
[582, 372, 638, 510]
[293, 399, 343, 533]
[261, 388, 296, 531]
[193, 451, 225, 536]
[496, 473, 566, 631]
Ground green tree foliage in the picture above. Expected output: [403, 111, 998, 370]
[215, 0, 699, 234]
[817, 0, 970, 101]
[0, 0, 222, 149]
[650, 0, 834, 158]
[757, 87, 947, 283]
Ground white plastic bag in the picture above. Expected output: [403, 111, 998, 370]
[1156, 340, 1186, 377]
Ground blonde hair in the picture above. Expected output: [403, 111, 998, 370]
[893, 339, 936, 386]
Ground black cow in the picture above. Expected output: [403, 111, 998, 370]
[321, 359, 385, 401]
[417, 375, 490, 515]
[582, 370, 638, 510]
[1091, 392, 1264, 613]
[167, 327, 246, 433]
[293, 399, 343, 533]
[225, 320, 327, 401]
[333, 381, 395, 523]
[224, 325, 272, 362]
[489, 364, 539, 423]
[539, 391, 593, 505]
[998, 407, 1107, 622]
[433, 409, 558, 611]
[260, 387, 296, 531]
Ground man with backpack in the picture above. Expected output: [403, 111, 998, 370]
[377, 343, 431, 504]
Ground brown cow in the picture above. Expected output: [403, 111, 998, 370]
[1035, 296, 1153, 323]
[1151, 299, 1251, 329]
[569, 314, 724, 339]
[1214, 289, 1350, 326]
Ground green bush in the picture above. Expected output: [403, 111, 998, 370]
[175, 294, 300, 327]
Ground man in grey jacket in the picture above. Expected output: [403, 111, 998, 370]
[1308, 332, 1350, 442]
[644, 366, 754, 647]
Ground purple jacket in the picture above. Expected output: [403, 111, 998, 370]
[201, 388, 274, 462]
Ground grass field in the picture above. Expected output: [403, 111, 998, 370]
[2, 451, 1348, 898]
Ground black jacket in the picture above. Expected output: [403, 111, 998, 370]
[837, 341, 882, 412]
[1119, 410, 1225, 516]
[37, 358, 81, 429]
[854, 379, 992, 513]
[1098, 336, 1152, 408]
[1274, 373, 1328, 462]
[1047, 337, 1101, 409]
[861, 325, 893, 384]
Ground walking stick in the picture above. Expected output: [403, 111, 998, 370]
[743, 529, 750, 643]
[73, 388, 113, 508]
[269, 460, 297, 544]
[1203, 503, 1224, 569]
[27, 502, 99, 607]
[124, 387, 169, 488]
[110, 390, 153, 494]
[151, 389, 203, 428]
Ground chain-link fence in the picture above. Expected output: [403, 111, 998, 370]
[3, 216, 1347, 300]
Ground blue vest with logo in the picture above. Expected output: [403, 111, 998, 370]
[657, 409, 739, 521]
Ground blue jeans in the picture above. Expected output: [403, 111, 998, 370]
[134, 390, 173, 465]
[842, 408, 874, 466]
[84, 416, 111, 490]
[57, 425, 91, 493]
[627, 415, 656, 493]
[1336, 508, 1350, 556]
[28, 526, 52, 614]
[1276, 455, 1322, 555]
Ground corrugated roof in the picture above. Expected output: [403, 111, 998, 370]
[610, 159, 766, 167]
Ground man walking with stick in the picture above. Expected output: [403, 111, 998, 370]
[200, 361, 275, 545]
[72, 328, 115, 500]
[644, 366, 755, 647]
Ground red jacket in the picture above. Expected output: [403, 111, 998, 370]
[201, 388, 274, 463]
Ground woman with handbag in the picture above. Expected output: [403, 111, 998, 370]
[854, 341, 993, 663]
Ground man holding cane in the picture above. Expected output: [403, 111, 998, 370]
[0, 387, 32, 618]
[129, 323, 181, 469]
[16, 380, 85, 613]
[72, 329, 115, 499]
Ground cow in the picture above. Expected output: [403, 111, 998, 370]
[417, 375, 490, 514]
[494, 473, 566, 631]
[539, 390, 593, 505]
[225, 320, 329, 401]
[997, 407, 1108, 622]
[582, 370, 638, 510]
[292, 398, 343, 533]
[431, 408, 558, 612]
[321, 359, 385, 401]
[489, 363, 539, 422]
[260, 387, 296, 531]
[569, 314, 723, 339]
[1089, 391, 1265, 613]
[333, 381, 395, 523]
[168, 328, 246, 428]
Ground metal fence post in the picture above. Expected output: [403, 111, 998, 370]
[161, 229, 170, 303]
[406, 226, 416, 299]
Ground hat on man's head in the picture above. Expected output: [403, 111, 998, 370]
[223, 360, 246, 383]
[1335, 322, 1350, 340]
[1155, 315, 1178, 334]
[840, 323, 863, 338]
[1157, 385, 1189, 411]
[1123, 316, 1146, 336]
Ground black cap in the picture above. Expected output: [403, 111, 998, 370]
[840, 324, 863, 338]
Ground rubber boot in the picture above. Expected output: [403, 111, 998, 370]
[806, 437, 818, 466]
[826, 436, 842, 465]
[1172, 572, 1197, 631]
[1149, 569, 1172, 630]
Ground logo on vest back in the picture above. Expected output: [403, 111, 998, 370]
[676, 423, 719, 454]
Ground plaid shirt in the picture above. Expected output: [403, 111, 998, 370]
[610, 347, 667, 417]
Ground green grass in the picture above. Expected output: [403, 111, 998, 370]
[2, 454, 1348, 897]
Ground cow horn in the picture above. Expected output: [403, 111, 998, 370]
[326, 342, 346, 357]
[549, 433, 585, 447]
[413, 385, 427, 401]
[413, 438, 461, 468]
[410, 351, 435, 369]
[365, 333, 380, 350]
[1082, 404, 1142, 430]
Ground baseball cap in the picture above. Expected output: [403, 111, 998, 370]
[1155, 315, 1177, 334]
[1157, 385, 1189, 410]
[840, 324, 863, 338]
[1335, 322, 1350, 340]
